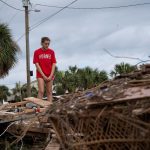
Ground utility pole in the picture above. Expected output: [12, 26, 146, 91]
[22, 0, 31, 96]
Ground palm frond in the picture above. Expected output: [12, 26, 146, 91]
[0, 23, 20, 78]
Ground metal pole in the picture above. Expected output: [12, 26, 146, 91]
[24, 0, 31, 96]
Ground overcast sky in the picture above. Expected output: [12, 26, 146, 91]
[0, 0, 150, 88]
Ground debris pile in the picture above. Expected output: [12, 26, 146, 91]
[0, 97, 52, 149]
[46, 64, 150, 150]
[0, 64, 150, 150]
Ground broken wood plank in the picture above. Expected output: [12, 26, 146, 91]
[45, 142, 60, 150]
[0, 112, 42, 124]
[17, 108, 46, 115]
[8, 101, 28, 107]
[38, 116, 49, 123]
[128, 79, 150, 83]
[0, 111, 16, 120]
[0, 101, 28, 111]
[0, 104, 8, 111]
[24, 97, 51, 107]
[86, 95, 150, 107]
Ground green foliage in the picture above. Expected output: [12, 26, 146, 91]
[21, 85, 38, 100]
[55, 85, 65, 95]
[0, 23, 20, 78]
[110, 62, 136, 77]
[0, 62, 136, 99]
[31, 86, 38, 97]
[11, 82, 22, 102]
[54, 66, 108, 95]
[11, 83, 38, 101]
[0, 85, 10, 101]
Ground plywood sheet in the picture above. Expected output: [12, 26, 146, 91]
[24, 97, 51, 107]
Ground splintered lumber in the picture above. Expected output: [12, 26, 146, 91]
[45, 65, 150, 150]
[128, 79, 150, 86]
[86, 95, 150, 107]
[45, 142, 60, 150]
[0, 111, 16, 120]
[8, 101, 28, 107]
[27, 127, 51, 133]
[0, 101, 28, 111]
[0, 104, 8, 111]
[1, 64, 150, 150]
[8, 123, 51, 134]
[0, 108, 46, 123]
[17, 108, 46, 115]
[24, 97, 51, 107]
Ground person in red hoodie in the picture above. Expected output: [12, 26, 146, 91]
[33, 37, 56, 103]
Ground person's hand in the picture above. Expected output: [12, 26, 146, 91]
[43, 75, 48, 81]
[47, 75, 52, 82]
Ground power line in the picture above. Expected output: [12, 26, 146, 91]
[103, 48, 144, 61]
[0, 0, 35, 12]
[8, 11, 18, 24]
[30, 0, 78, 31]
[0, 0, 7, 11]
[0, 122, 15, 137]
[0, 0, 24, 11]
[103, 48, 150, 66]
[16, 1, 150, 42]
[16, 0, 78, 42]
[135, 60, 150, 66]
[16, 34, 25, 42]
[35, 2, 150, 10]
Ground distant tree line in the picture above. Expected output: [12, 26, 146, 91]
[54, 66, 108, 95]
[0, 62, 136, 102]
[0, 22, 136, 102]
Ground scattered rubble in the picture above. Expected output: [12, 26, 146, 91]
[45, 64, 150, 149]
[0, 64, 150, 150]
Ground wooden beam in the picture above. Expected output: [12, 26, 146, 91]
[24, 97, 51, 107]
[45, 142, 60, 150]
[86, 95, 150, 107]
[0, 101, 28, 111]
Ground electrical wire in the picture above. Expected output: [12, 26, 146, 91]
[0, 0, 34, 12]
[103, 48, 144, 61]
[135, 60, 150, 66]
[16, 34, 25, 42]
[0, 122, 15, 137]
[0, 0, 7, 11]
[8, 11, 18, 24]
[35, 2, 150, 10]
[29, 0, 78, 31]
[19, 140, 23, 150]
[0, 0, 24, 11]
[16, 0, 78, 42]
[16, 1, 150, 42]
[103, 48, 150, 66]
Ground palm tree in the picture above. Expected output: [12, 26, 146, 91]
[54, 66, 108, 95]
[12, 82, 21, 95]
[53, 67, 66, 95]
[0, 23, 20, 78]
[31, 86, 38, 97]
[94, 70, 108, 84]
[0, 85, 10, 101]
[68, 65, 78, 74]
[54, 66, 64, 84]
[110, 62, 136, 77]
[78, 67, 108, 89]
[12, 82, 22, 102]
